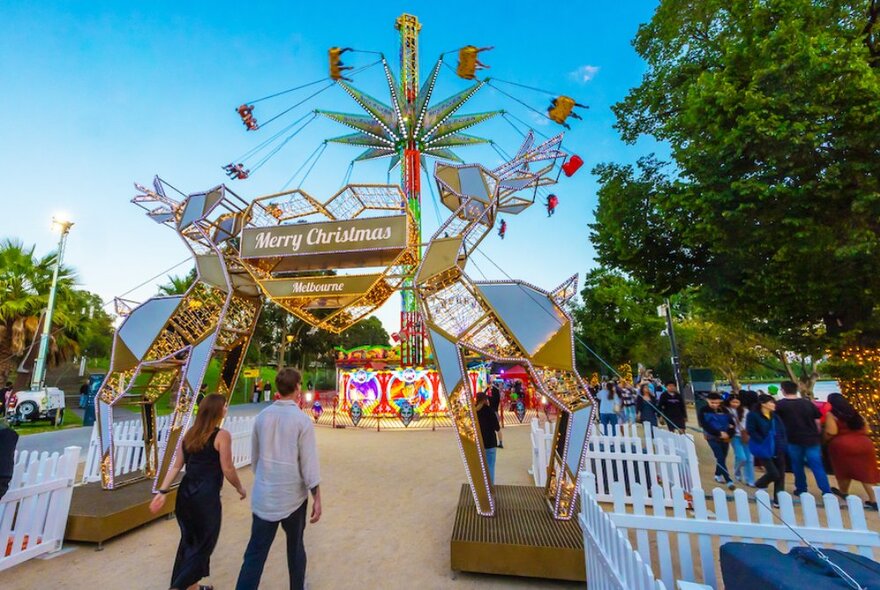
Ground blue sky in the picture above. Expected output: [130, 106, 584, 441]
[1, 1, 662, 334]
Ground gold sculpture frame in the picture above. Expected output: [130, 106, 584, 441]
[96, 133, 594, 519]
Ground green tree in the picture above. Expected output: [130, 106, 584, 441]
[592, 0, 880, 354]
[335, 316, 390, 350]
[158, 268, 196, 296]
[677, 318, 766, 393]
[0, 239, 113, 379]
[571, 268, 666, 373]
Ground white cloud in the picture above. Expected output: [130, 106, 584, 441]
[570, 64, 600, 84]
[528, 111, 550, 127]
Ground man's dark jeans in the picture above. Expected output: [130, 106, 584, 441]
[707, 438, 732, 482]
[236, 500, 308, 590]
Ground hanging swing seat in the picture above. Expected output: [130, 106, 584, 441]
[237, 104, 259, 130]
[561, 155, 583, 177]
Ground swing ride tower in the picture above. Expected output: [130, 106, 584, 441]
[318, 14, 500, 366]
[396, 13, 423, 367]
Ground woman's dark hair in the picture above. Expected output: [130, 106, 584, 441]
[605, 381, 616, 399]
[827, 393, 865, 431]
[757, 393, 775, 407]
[725, 394, 745, 420]
[639, 383, 653, 397]
[183, 393, 225, 453]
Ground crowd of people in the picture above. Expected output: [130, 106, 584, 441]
[698, 382, 879, 510]
[591, 375, 688, 432]
[589, 373, 878, 510]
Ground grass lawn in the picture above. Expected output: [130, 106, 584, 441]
[11, 408, 85, 436]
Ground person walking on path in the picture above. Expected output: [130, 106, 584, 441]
[475, 392, 501, 483]
[747, 393, 788, 506]
[824, 393, 879, 510]
[0, 381, 12, 417]
[488, 384, 504, 448]
[726, 394, 755, 486]
[699, 392, 736, 490]
[262, 380, 272, 403]
[739, 388, 759, 412]
[150, 394, 247, 590]
[774, 381, 832, 496]
[596, 382, 619, 431]
[619, 381, 637, 425]
[658, 381, 687, 432]
[236, 369, 321, 590]
[635, 383, 659, 428]
[0, 415, 18, 500]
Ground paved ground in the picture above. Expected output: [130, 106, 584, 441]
[14, 402, 269, 456]
[7, 421, 578, 590]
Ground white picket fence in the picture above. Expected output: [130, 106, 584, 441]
[580, 472, 669, 589]
[600, 478, 880, 589]
[584, 423, 701, 506]
[226, 416, 256, 468]
[529, 419, 701, 506]
[529, 418, 555, 486]
[82, 415, 256, 484]
[0, 447, 80, 572]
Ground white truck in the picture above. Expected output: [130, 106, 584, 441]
[5, 387, 66, 424]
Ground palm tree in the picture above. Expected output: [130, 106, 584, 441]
[0, 239, 79, 380]
[158, 268, 196, 296]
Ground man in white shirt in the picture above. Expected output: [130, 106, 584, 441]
[236, 368, 322, 590]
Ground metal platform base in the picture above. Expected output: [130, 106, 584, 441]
[66, 479, 176, 546]
[450, 484, 585, 582]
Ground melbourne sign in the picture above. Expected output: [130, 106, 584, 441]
[240, 215, 408, 271]
[260, 274, 382, 306]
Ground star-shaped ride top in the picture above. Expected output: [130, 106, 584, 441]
[318, 59, 500, 169]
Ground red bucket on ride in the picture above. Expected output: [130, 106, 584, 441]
[562, 155, 583, 177]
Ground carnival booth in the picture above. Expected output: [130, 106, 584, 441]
[335, 345, 490, 423]
[493, 363, 540, 410]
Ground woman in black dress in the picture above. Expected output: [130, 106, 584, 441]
[150, 394, 246, 590]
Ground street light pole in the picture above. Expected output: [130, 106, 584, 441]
[31, 217, 74, 391]
[659, 297, 684, 395]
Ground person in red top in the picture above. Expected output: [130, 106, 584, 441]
[546, 194, 559, 217]
[824, 393, 879, 510]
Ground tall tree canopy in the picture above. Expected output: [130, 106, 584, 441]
[0, 239, 114, 379]
[572, 268, 666, 373]
[592, 0, 880, 352]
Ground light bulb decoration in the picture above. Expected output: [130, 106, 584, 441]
[835, 346, 880, 468]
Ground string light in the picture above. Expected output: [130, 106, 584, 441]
[837, 346, 880, 466]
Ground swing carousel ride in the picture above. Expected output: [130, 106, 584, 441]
[97, 13, 593, 520]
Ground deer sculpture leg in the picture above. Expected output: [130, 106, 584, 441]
[419, 266, 594, 519]
[98, 181, 262, 489]
[418, 132, 595, 519]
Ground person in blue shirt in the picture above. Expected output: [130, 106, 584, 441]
[596, 382, 619, 431]
[747, 393, 788, 506]
[699, 392, 736, 489]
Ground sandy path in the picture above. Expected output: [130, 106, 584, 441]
[5, 423, 579, 590]
[7, 418, 876, 589]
